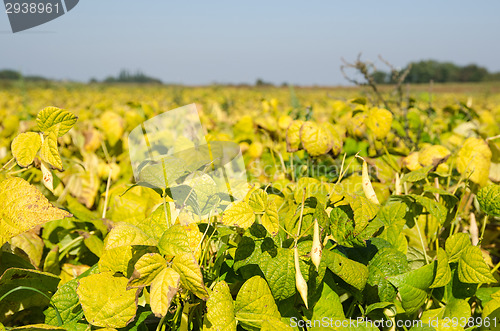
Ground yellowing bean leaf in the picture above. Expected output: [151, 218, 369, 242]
[11, 132, 42, 167]
[234, 276, 281, 330]
[221, 201, 255, 229]
[0, 177, 71, 245]
[366, 107, 393, 140]
[40, 130, 63, 171]
[261, 200, 279, 236]
[150, 268, 180, 317]
[203, 281, 237, 331]
[104, 223, 158, 250]
[172, 252, 208, 300]
[457, 137, 492, 187]
[158, 224, 192, 257]
[286, 120, 303, 152]
[77, 272, 138, 328]
[458, 246, 496, 284]
[300, 121, 333, 156]
[128, 253, 167, 288]
[36, 107, 77, 136]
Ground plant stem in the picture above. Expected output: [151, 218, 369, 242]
[101, 164, 113, 219]
[0, 286, 63, 326]
[479, 215, 488, 245]
[414, 219, 429, 264]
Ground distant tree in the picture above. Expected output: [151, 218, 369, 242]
[458, 64, 488, 82]
[104, 69, 162, 84]
[25, 75, 49, 82]
[372, 71, 388, 84]
[403, 60, 492, 83]
[0, 69, 22, 80]
[255, 78, 274, 87]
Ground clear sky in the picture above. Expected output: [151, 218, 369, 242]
[1, 1, 500, 85]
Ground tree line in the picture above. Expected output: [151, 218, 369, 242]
[373, 60, 500, 84]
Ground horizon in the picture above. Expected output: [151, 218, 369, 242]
[1, 1, 500, 85]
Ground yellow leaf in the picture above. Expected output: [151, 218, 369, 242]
[299, 121, 333, 156]
[172, 252, 208, 300]
[184, 223, 203, 260]
[347, 113, 367, 138]
[11, 132, 41, 167]
[10, 232, 44, 267]
[77, 272, 138, 328]
[418, 145, 450, 167]
[128, 253, 167, 288]
[0, 177, 71, 245]
[221, 201, 255, 229]
[457, 137, 492, 187]
[286, 120, 303, 152]
[100, 111, 124, 146]
[321, 122, 344, 156]
[403, 152, 422, 171]
[150, 268, 180, 317]
[203, 281, 237, 331]
[366, 107, 393, 140]
[40, 130, 63, 171]
[36, 106, 77, 136]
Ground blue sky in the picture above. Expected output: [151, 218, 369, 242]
[1, 1, 500, 85]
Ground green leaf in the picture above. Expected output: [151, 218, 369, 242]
[172, 252, 208, 300]
[44, 266, 99, 326]
[234, 276, 281, 330]
[457, 246, 496, 284]
[128, 253, 167, 288]
[482, 290, 500, 321]
[388, 262, 436, 314]
[477, 184, 500, 217]
[77, 271, 138, 328]
[11, 132, 42, 167]
[345, 195, 379, 236]
[368, 248, 409, 302]
[8, 325, 65, 330]
[259, 248, 295, 301]
[0, 177, 72, 245]
[37, 107, 78, 136]
[221, 201, 255, 229]
[322, 249, 369, 291]
[40, 129, 63, 170]
[402, 166, 433, 183]
[0, 268, 60, 317]
[329, 206, 364, 247]
[261, 319, 293, 331]
[157, 224, 192, 257]
[43, 247, 60, 274]
[445, 233, 471, 263]
[203, 281, 237, 331]
[409, 194, 447, 225]
[150, 267, 180, 317]
[430, 250, 452, 288]
[311, 277, 345, 322]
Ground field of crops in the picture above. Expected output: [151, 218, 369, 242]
[0, 83, 500, 330]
